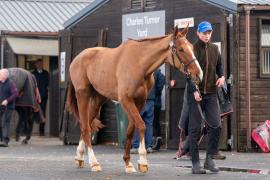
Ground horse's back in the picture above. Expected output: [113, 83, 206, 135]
[69, 47, 119, 96]
[70, 47, 116, 67]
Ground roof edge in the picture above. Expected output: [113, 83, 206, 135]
[202, 0, 238, 13]
[2, 31, 58, 37]
[64, 0, 109, 29]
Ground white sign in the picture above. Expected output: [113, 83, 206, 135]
[60, 52, 66, 82]
[122, 11, 165, 41]
[174, 17, 194, 28]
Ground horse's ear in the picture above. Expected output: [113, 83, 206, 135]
[174, 25, 179, 37]
[181, 23, 189, 37]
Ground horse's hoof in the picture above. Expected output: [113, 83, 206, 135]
[138, 163, 148, 173]
[75, 159, 84, 168]
[91, 163, 102, 172]
[125, 162, 137, 173]
[21, 139, 28, 145]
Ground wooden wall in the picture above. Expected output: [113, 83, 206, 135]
[235, 10, 270, 151]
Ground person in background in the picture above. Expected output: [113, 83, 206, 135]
[0, 68, 18, 147]
[131, 69, 164, 154]
[152, 69, 165, 151]
[188, 21, 225, 174]
[32, 59, 49, 136]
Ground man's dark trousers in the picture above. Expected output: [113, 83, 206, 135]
[188, 93, 221, 165]
[39, 97, 47, 136]
[0, 109, 13, 143]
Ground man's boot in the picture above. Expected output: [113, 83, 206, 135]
[192, 162, 206, 174]
[211, 151, 226, 160]
[204, 155, 219, 172]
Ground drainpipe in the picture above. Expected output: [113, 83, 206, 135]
[0, 31, 5, 69]
[243, 6, 254, 150]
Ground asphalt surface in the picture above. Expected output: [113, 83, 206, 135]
[0, 136, 270, 180]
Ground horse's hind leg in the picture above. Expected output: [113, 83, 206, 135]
[86, 96, 106, 172]
[22, 108, 34, 145]
[76, 88, 106, 171]
[75, 137, 86, 168]
[15, 107, 23, 142]
[74, 89, 91, 169]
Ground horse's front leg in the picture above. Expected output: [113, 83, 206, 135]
[121, 97, 148, 173]
[123, 116, 136, 173]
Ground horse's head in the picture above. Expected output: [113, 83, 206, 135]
[168, 25, 203, 83]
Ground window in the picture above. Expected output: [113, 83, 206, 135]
[131, 0, 142, 10]
[130, 0, 156, 10]
[145, 0, 156, 8]
[260, 19, 270, 77]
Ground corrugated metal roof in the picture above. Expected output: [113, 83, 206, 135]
[64, 0, 108, 29]
[0, 0, 94, 33]
[203, 0, 270, 12]
[229, 0, 270, 5]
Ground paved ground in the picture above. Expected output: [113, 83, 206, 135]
[0, 136, 270, 180]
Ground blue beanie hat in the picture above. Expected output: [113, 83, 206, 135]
[197, 21, 213, 32]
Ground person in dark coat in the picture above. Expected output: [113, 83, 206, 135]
[188, 21, 225, 174]
[32, 59, 49, 136]
[152, 69, 165, 150]
[0, 69, 18, 147]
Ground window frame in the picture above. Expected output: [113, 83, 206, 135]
[259, 18, 270, 78]
[130, 0, 142, 10]
[130, 0, 156, 10]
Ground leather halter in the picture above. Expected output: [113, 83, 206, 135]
[169, 39, 196, 74]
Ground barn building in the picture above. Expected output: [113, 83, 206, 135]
[60, 0, 270, 151]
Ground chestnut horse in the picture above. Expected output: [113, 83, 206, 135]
[67, 26, 203, 173]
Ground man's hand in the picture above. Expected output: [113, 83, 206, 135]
[216, 76, 225, 87]
[1, 99, 8, 106]
[193, 91, 202, 102]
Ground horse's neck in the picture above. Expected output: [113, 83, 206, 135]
[139, 35, 171, 76]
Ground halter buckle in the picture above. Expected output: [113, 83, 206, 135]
[169, 41, 174, 48]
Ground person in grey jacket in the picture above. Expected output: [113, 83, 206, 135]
[0, 69, 18, 147]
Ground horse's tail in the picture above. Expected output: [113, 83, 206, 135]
[91, 117, 104, 132]
[66, 80, 104, 132]
[66, 81, 79, 119]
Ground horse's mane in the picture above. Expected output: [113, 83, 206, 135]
[128, 35, 169, 42]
